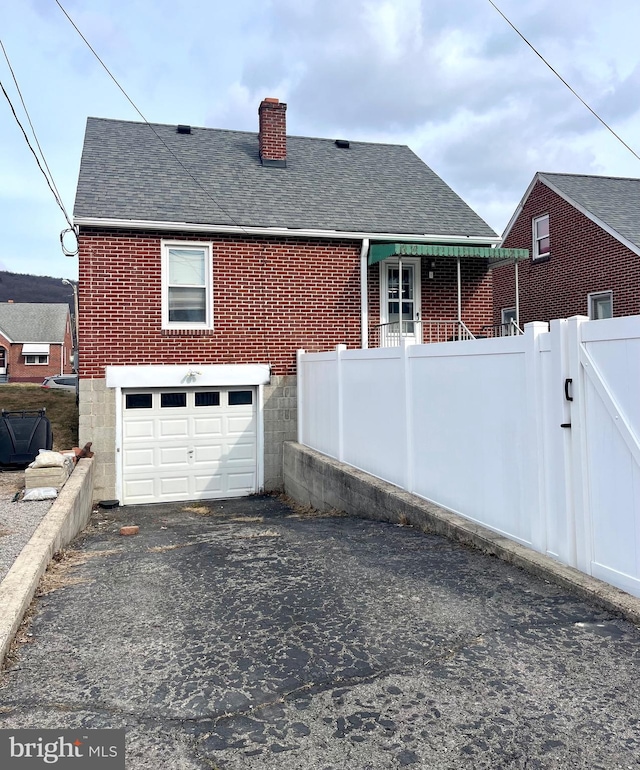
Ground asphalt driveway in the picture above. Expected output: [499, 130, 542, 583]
[1, 495, 640, 769]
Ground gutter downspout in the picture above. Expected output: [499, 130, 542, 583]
[360, 238, 369, 349]
[515, 258, 520, 327]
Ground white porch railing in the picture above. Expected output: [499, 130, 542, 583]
[374, 319, 475, 347]
[480, 320, 524, 338]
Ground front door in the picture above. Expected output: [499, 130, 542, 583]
[380, 258, 421, 345]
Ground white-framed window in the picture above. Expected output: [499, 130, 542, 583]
[161, 241, 213, 329]
[24, 354, 49, 365]
[588, 290, 613, 320]
[532, 214, 550, 261]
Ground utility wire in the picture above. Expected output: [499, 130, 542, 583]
[0, 76, 75, 230]
[1, 40, 69, 220]
[487, 0, 640, 163]
[54, 0, 249, 232]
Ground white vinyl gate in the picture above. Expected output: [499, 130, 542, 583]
[121, 387, 257, 504]
[297, 314, 640, 597]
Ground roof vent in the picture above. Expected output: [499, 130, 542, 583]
[335, 139, 350, 149]
[177, 125, 191, 135]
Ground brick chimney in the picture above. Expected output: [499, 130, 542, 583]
[258, 97, 287, 167]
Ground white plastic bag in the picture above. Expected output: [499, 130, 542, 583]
[23, 487, 58, 501]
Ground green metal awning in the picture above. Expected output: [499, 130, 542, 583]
[368, 242, 529, 266]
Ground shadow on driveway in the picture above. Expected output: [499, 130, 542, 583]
[1, 494, 640, 769]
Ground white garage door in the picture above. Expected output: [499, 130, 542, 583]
[121, 387, 257, 504]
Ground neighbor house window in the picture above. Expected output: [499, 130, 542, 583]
[162, 241, 213, 329]
[24, 354, 49, 365]
[588, 291, 613, 320]
[501, 307, 519, 334]
[532, 215, 550, 261]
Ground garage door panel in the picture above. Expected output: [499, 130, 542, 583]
[226, 472, 256, 492]
[122, 386, 258, 504]
[124, 448, 156, 469]
[158, 419, 190, 438]
[159, 446, 190, 466]
[193, 417, 223, 436]
[193, 445, 224, 463]
[193, 473, 224, 494]
[124, 420, 156, 440]
[225, 440, 256, 462]
[123, 478, 155, 501]
[226, 415, 256, 435]
[159, 476, 190, 497]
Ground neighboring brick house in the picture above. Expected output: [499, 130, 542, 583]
[494, 172, 640, 328]
[73, 97, 511, 505]
[0, 303, 73, 383]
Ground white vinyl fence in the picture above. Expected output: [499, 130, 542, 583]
[297, 315, 640, 598]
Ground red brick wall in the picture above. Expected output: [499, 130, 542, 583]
[78, 230, 363, 378]
[494, 181, 640, 325]
[0, 324, 73, 384]
[367, 256, 492, 340]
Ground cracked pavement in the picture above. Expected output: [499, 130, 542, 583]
[1, 495, 640, 768]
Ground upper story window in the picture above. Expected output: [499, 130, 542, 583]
[162, 241, 213, 330]
[588, 290, 613, 320]
[532, 215, 550, 261]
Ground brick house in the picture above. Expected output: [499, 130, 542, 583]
[0, 303, 73, 383]
[494, 172, 640, 329]
[73, 97, 511, 505]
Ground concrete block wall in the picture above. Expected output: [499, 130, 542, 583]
[263, 374, 297, 491]
[78, 378, 116, 502]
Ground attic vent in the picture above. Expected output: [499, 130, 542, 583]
[335, 139, 350, 149]
[177, 125, 192, 135]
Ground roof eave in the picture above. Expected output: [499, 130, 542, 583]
[539, 174, 640, 258]
[73, 217, 500, 246]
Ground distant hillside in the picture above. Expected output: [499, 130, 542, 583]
[0, 271, 75, 317]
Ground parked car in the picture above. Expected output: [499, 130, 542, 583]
[41, 375, 78, 392]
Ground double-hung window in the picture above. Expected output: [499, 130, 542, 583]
[162, 242, 213, 329]
[532, 215, 550, 261]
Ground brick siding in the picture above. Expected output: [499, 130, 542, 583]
[494, 181, 640, 325]
[78, 229, 363, 378]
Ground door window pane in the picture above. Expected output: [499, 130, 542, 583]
[161, 392, 187, 408]
[195, 391, 220, 407]
[126, 393, 152, 409]
[228, 390, 253, 406]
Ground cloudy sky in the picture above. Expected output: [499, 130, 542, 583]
[2, 0, 640, 280]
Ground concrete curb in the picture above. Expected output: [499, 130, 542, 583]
[0, 458, 95, 668]
[283, 442, 640, 626]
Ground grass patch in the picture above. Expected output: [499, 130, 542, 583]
[0, 384, 78, 451]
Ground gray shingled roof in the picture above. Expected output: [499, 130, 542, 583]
[74, 117, 497, 239]
[540, 172, 640, 250]
[0, 304, 68, 343]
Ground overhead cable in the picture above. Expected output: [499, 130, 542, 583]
[487, 0, 640, 163]
[54, 0, 250, 232]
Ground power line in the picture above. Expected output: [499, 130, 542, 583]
[0, 40, 68, 219]
[0, 75, 75, 230]
[487, 0, 640, 163]
[54, 0, 250, 232]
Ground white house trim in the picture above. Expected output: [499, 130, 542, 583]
[106, 363, 271, 389]
[74, 216, 501, 247]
